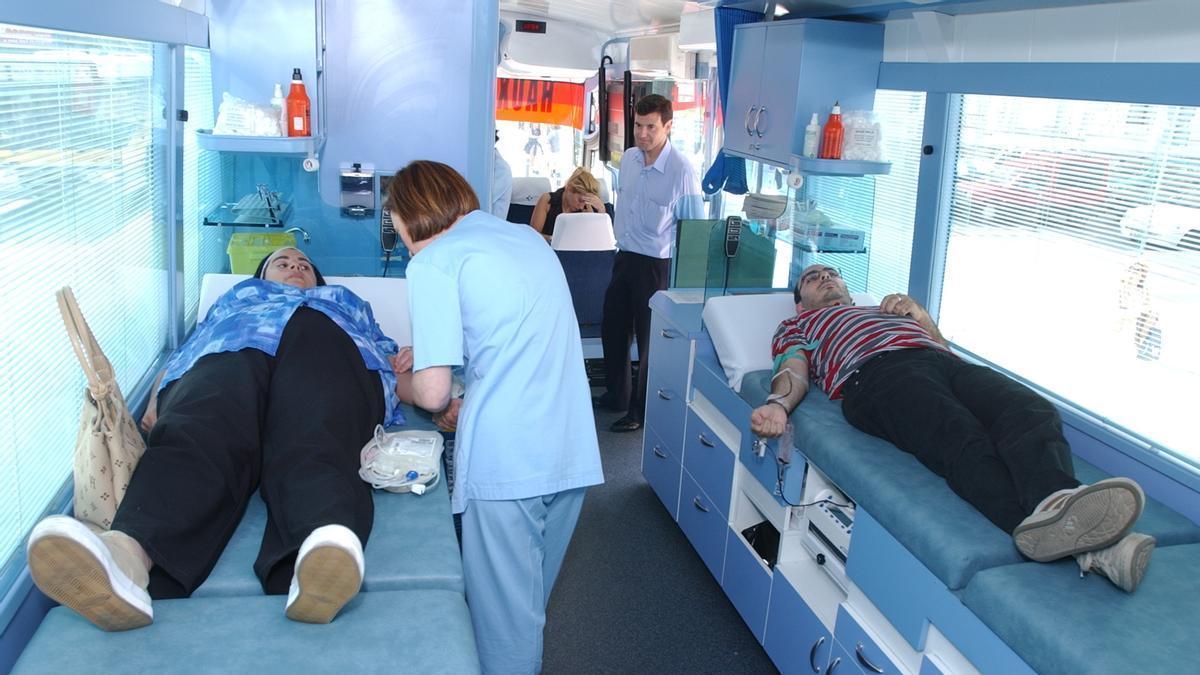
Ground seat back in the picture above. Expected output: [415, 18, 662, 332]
[507, 176, 551, 224]
[555, 250, 616, 339]
[549, 212, 617, 251]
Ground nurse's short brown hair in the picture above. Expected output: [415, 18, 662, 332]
[386, 160, 480, 242]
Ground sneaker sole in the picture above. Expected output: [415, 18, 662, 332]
[27, 524, 152, 632]
[285, 546, 361, 624]
[1116, 535, 1157, 593]
[1014, 478, 1144, 562]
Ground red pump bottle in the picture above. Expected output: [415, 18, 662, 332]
[286, 68, 311, 137]
[819, 102, 843, 160]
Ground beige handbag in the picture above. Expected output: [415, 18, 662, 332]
[56, 287, 146, 530]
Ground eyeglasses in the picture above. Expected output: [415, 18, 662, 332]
[800, 267, 841, 285]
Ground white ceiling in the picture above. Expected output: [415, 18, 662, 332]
[499, 0, 698, 36]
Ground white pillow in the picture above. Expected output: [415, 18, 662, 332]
[701, 291, 878, 391]
[198, 274, 411, 346]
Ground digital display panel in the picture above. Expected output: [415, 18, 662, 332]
[515, 20, 546, 34]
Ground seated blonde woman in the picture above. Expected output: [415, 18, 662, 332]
[529, 166, 614, 240]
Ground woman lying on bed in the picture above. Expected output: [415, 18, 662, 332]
[27, 246, 407, 631]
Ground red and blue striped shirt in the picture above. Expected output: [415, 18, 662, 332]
[771, 305, 950, 399]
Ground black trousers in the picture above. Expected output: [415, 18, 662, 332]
[112, 308, 384, 598]
[599, 251, 671, 422]
[840, 349, 1079, 534]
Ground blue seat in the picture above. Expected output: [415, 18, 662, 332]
[738, 370, 1200, 590]
[14, 590, 479, 674]
[194, 404, 463, 597]
[961, 543, 1200, 675]
[556, 249, 615, 340]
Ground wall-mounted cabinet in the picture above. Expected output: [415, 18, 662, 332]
[724, 18, 883, 168]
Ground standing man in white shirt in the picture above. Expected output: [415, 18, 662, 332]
[595, 94, 703, 432]
[490, 131, 513, 220]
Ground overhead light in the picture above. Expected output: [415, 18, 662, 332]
[774, 5, 789, 17]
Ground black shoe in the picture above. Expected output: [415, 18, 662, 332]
[610, 416, 642, 433]
[592, 394, 618, 411]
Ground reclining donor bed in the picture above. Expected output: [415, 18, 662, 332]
[642, 289, 1200, 675]
[15, 275, 480, 673]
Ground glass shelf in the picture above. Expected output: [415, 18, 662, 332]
[792, 156, 891, 177]
[195, 129, 324, 155]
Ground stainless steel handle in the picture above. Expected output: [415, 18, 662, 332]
[652, 446, 667, 459]
[692, 497, 709, 513]
[754, 106, 767, 137]
[698, 433, 716, 448]
[827, 657, 842, 675]
[808, 636, 826, 673]
[745, 105, 757, 136]
[855, 644, 884, 673]
[657, 389, 672, 401]
[659, 328, 678, 339]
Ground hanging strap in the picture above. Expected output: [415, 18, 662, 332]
[56, 286, 116, 399]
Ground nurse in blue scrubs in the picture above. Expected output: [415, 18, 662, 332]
[386, 160, 603, 674]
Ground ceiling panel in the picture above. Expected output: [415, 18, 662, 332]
[500, 0, 694, 36]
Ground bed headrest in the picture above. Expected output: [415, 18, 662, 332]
[701, 291, 878, 392]
[511, 176, 551, 206]
[198, 274, 412, 346]
[550, 212, 617, 251]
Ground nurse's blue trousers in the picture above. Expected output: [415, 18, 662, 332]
[461, 487, 587, 675]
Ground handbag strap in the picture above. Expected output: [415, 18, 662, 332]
[56, 287, 116, 395]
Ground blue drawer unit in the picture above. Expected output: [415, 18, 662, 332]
[721, 527, 773, 643]
[739, 436, 804, 508]
[677, 469, 728, 583]
[835, 605, 899, 674]
[827, 639, 863, 675]
[682, 408, 735, 517]
[764, 574, 832, 675]
[645, 370, 688, 452]
[642, 426, 682, 520]
[649, 310, 692, 395]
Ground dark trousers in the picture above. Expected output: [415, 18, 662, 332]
[840, 349, 1079, 533]
[599, 251, 671, 421]
[112, 308, 384, 598]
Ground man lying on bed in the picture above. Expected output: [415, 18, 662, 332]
[749, 264, 1155, 593]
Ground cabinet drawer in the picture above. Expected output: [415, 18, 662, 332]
[642, 427, 682, 521]
[835, 605, 900, 675]
[827, 639, 863, 675]
[739, 436, 803, 508]
[682, 408, 734, 518]
[644, 371, 687, 450]
[677, 470, 728, 583]
[721, 528, 772, 643]
[764, 574, 832, 675]
[648, 312, 692, 396]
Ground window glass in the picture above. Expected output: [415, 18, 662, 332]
[497, 121, 580, 191]
[182, 47, 228, 331]
[942, 94, 1200, 466]
[0, 24, 169, 576]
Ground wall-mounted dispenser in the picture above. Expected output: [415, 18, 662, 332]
[340, 162, 375, 218]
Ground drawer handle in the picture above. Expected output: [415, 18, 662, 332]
[657, 389, 673, 401]
[808, 636, 825, 673]
[692, 497, 709, 513]
[827, 657, 842, 675]
[755, 106, 767, 137]
[745, 105, 757, 136]
[652, 446, 667, 459]
[698, 433, 715, 448]
[855, 643, 884, 673]
[659, 327, 679, 339]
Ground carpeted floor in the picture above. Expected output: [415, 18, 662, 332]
[541, 399, 777, 674]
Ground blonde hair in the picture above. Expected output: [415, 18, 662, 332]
[564, 167, 601, 198]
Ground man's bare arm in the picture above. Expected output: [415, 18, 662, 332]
[880, 293, 948, 348]
[750, 356, 809, 438]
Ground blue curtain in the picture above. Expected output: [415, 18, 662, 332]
[701, 7, 763, 196]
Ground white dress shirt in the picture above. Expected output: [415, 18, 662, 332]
[614, 141, 703, 259]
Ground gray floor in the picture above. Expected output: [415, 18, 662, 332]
[542, 401, 777, 674]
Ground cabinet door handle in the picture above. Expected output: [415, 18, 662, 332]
[827, 657, 842, 674]
[755, 106, 767, 137]
[657, 389, 673, 401]
[855, 643, 884, 673]
[808, 636, 826, 673]
[659, 327, 679, 339]
[745, 105, 758, 136]
[692, 497, 710, 513]
[698, 433, 716, 448]
[652, 446, 667, 459]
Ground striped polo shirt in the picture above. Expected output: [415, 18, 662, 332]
[771, 305, 949, 399]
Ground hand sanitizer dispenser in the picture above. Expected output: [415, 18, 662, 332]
[340, 163, 375, 218]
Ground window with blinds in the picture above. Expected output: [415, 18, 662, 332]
[802, 89, 927, 297]
[182, 46, 227, 331]
[941, 94, 1200, 467]
[0, 25, 169, 576]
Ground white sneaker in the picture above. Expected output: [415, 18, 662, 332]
[1076, 532, 1156, 593]
[1013, 477, 1144, 562]
[284, 524, 364, 624]
[27, 516, 153, 631]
